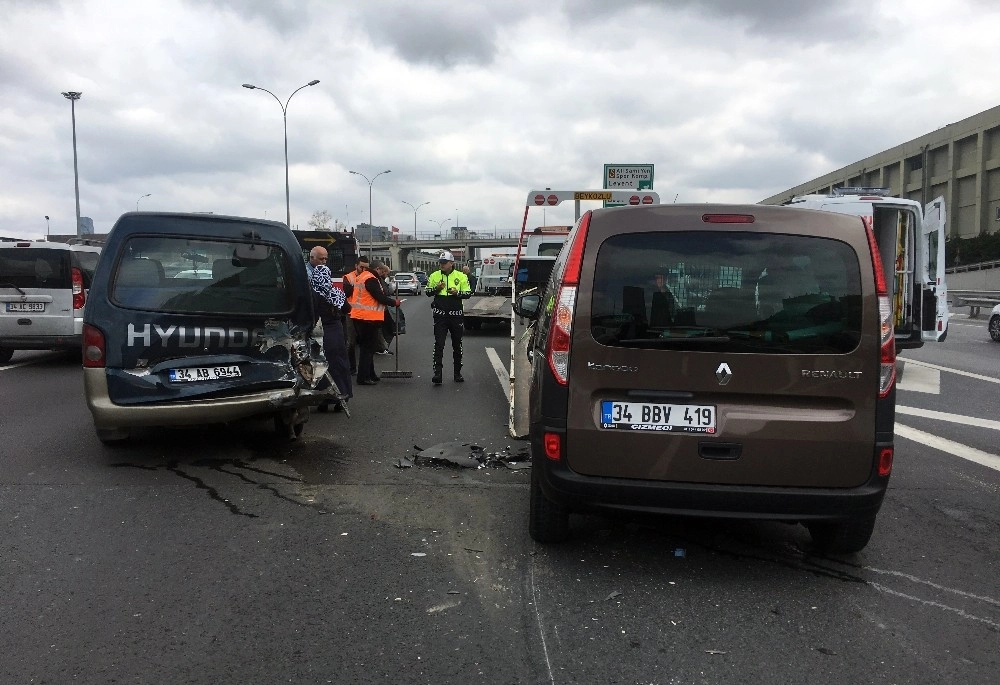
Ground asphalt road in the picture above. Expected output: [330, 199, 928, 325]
[1, 302, 997, 684]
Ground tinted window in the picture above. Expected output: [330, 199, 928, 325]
[590, 231, 862, 354]
[0, 248, 71, 289]
[111, 236, 295, 315]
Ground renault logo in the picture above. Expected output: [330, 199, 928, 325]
[716, 362, 732, 385]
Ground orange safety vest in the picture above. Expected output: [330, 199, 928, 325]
[348, 270, 385, 322]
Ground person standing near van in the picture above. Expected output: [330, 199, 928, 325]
[425, 251, 472, 384]
[343, 255, 369, 375]
[349, 260, 399, 385]
[310, 263, 352, 411]
[306, 246, 328, 278]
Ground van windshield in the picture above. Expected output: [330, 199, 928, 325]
[590, 231, 863, 354]
[0, 248, 72, 289]
[111, 236, 295, 315]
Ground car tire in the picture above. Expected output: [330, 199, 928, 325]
[0, 347, 14, 364]
[529, 468, 570, 543]
[989, 314, 1000, 342]
[807, 515, 877, 554]
[274, 414, 306, 440]
[96, 427, 129, 445]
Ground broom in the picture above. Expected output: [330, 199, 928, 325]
[380, 298, 412, 379]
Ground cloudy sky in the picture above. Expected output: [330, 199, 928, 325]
[2, 0, 998, 240]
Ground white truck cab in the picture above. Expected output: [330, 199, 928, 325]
[783, 187, 948, 349]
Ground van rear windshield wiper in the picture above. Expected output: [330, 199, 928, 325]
[0, 282, 27, 296]
[619, 328, 732, 345]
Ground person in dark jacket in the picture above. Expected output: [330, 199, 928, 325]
[344, 261, 400, 385]
[310, 264, 352, 411]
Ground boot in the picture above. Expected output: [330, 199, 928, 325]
[454, 366, 464, 383]
[432, 366, 443, 385]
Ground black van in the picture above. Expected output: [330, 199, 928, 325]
[82, 212, 340, 443]
[514, 204, 897, 553]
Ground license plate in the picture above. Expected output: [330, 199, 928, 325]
[6, 302, 45, 313]
[601, 400, 716, 433]
[168, 365, 242, 382]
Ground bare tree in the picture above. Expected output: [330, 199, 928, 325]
[308, 210, 333, 231]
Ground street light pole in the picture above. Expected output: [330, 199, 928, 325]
[349, 169, 391, 257]
[401, 200, 429, 237]
[242, 79, 320, 229]
[428, 217, 451, 239]
[61, 91, 82, 236]
[136, 193, 151, 212]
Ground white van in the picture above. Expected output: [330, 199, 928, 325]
[783, 188, 948, 349]
[0, 239, 102, 363]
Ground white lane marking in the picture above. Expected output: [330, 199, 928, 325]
[902, 358, 1000, 385]
[895, 423, 1000, 473]
[0, 356, 56, 371]
[486, 347, 509, 398]
[896, 363, 939, 394]
[897, 405, 1000, 431]
[869, 583, 1000, 629]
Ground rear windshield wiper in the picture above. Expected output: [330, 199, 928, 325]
[0, 282, 27, 296]
[619, 334, 731, 345]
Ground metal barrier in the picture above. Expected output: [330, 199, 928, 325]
[949, 290, 1000, 317]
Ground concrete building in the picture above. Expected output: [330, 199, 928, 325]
[761, 104, 1000, 240]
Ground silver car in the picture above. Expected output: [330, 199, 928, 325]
[0, 239, 102, 363]
[393, 272, 421, 295]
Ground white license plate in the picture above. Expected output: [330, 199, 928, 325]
[601, 400, 716, 433]
[6, 302, 45, 313]
[168, 365, 242, 382]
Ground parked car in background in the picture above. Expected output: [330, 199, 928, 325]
[0, 239, 102, 363]
[514, 203, 900, 554]
[82, 212, 340, 444]
[393, 272, 421, 295]
[989, 303, 1000, 342]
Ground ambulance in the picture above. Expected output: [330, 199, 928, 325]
[782, 187, 948, 349]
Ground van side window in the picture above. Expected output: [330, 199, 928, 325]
[589, 232, 863, 354]
[111, 236, 295, 315]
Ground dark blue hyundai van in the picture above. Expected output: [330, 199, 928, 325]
[82, 212, 341, 444]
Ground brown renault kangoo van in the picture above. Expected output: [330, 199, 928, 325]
[513, 204, 896, 553]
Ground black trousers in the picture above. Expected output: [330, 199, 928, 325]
[322, 318, 352, 399]
[432, 315, 463, 370]
[354, 319, 382, 383]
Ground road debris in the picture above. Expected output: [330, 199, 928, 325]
[396, 441, 531, 470]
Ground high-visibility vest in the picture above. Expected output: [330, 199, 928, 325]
[348, 270, 385, 321]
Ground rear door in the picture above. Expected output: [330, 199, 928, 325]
[565, 206, 878, 489]
[0, 245, 75, 337]
[921, 197, 948, 342]
[100, 233, 310, 406]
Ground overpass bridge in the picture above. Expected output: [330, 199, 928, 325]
[361, 237, 521, 272]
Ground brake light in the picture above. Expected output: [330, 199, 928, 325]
[545, 212, 591, 385]
[72, 267, 85, 309]
[702, 214, 755, 224]
[82, 324, 106, 368]
[864, 219, 895, 397]
[543, 432, 562, 461]
[878, 447, 894, 477]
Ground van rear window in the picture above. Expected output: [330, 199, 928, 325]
[590, 232, 863, 354]
[111, 236, 295, 315]
[0, 248, 71, 289]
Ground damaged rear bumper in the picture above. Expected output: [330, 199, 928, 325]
[84, 367, 333, 429]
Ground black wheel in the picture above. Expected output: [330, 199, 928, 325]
[808, 515, 877, 554]
[96, 427, 129, 445]
[529, 468, 570, 543]
[274, 414, 306, 440]
[0, 347, 14, 364]
[989, 315, 1000, 342]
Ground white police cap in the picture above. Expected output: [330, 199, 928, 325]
[439, 250, 455, 262]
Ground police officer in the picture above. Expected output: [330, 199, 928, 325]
[425, 250, 472, 384]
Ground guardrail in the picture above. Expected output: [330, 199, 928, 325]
[949, 290, 1000, 317]
[947, 259, 1000, 274]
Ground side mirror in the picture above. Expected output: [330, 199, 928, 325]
[513, 293, 541, 319]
